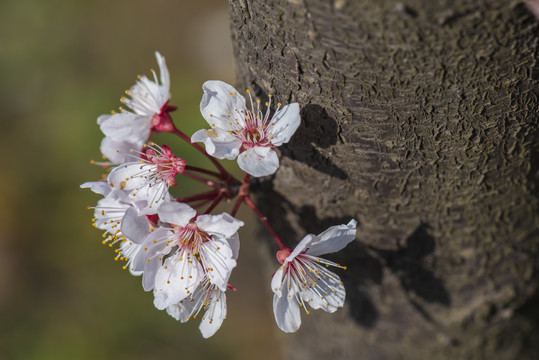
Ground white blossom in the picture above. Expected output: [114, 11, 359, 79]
[107, 143, 184, 214]
[271, 220, 357, 333]
[165, 231, 239, 338]
[192, 80, 300, 177]
[97, 51, 176, 146]
[126, 201, 243, 309]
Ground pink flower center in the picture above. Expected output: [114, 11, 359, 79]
[238, 110, 272, 149]
[144, 144, 185, 187]
[228, 92, 281, 151]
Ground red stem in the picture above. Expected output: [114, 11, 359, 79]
[176, 190, 219, 203]
[231, 174, 251, 217]
[185, 165, 222, 179]
[182, 171, 219, 189]
[230, 196, 245, 217]
[243, 196, 286, 250]
[204, 192, 225, 214]
[191, 198, 213, 210]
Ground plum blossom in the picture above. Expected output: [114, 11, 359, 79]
[271, 220, 357, 333]
[165, 234, 239, 338]
[81, 181, 153, 275]
[107, 143, 185, 214]
[192, 80, 301, 177]
[126, 201, 243, 308]
[98, 51, 176, 148]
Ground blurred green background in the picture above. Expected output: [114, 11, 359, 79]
[0, 1, 282, 359]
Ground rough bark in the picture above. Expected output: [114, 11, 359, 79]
[229, 0, 538, 359]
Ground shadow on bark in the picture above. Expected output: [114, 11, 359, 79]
[280, 104, 348, 180]
[514, 284, 539, 357]
[370, 224, 451, 321]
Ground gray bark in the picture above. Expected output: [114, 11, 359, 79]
[229, 0, 539, 359]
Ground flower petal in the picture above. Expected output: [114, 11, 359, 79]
[80, 181, 112, 197]
[131, 228, 170, 272]
[157, 201, 197, 227]
[120, 207, 151, 244]
[155, 51, 170, 95]
[268, 103, 301, 146]
[100, 137, 142, 164]
[98, 112, 151, 144]
[165, 302, 186, 321]
[107, 162, 152, 191]
[237, 147, 279, 177]
[306, 220, 357, 256]
[200, 237, 236, 291]
[191, 128, 242, 160]
[227, 233, 240, 261]
[271, 266, 284, 296]
[141, 256, 161, 291]
[195, 213, 244, 238]
[273, 282, 302, 333]
[200, 80, 246, 128]
[199, 290, 227, 338]
[153, 255, 203, 310]
[287, 234, 316, 262]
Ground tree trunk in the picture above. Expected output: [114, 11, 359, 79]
[229, 0, 538, 358]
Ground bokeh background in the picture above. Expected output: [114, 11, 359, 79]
[0, 1, 282, 359]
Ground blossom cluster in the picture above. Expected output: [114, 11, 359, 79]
[81, 52, 357, 338]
